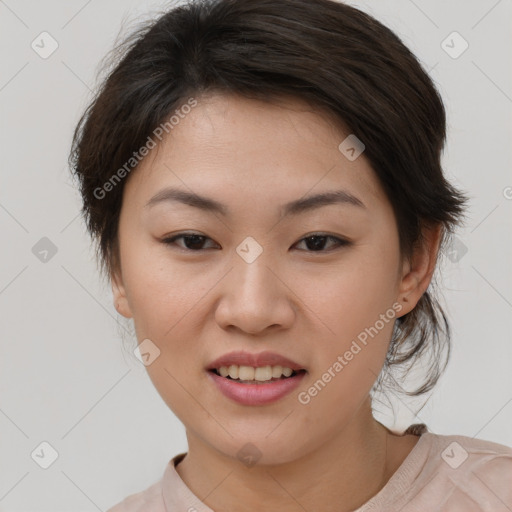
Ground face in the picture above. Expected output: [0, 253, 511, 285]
[112, 93, 429, 464]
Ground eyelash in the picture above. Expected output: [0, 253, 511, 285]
[161, 232, 351, 253]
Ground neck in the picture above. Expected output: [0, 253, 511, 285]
[175, 398, 417, 512]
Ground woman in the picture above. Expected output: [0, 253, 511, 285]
[69, 0, 512, 510]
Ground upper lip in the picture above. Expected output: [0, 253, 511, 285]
[207, 351, 306, 371]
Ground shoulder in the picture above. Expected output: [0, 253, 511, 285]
[105, 454, 186, 512]
[424, 431, 512, 466]
[106, 480, 165, 512]
[415, 432, 512, 509]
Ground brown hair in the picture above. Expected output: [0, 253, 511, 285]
[68, 0, 469, 398]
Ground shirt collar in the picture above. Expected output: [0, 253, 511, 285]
[162, 452, 215, 512]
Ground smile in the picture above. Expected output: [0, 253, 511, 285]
[207, 367, 307, 405]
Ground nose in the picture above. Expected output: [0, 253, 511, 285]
[214, 252, 296, 335]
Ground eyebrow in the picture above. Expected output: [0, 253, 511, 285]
[144, 187, 366, 216]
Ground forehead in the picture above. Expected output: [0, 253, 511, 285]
[123, 93, 386, 214]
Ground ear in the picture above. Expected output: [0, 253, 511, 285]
[111, 267, 133, 319]
[397, 223, 443, 316]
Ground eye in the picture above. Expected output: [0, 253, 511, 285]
[162, 233, 219, 251]
[162, 232, 350, 253]
[293, 234, 351, 252]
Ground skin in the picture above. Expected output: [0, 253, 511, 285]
[112, 92, 442, 512]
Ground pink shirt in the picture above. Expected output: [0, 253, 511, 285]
[107, 427, 512, 511]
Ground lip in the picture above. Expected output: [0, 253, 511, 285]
[207, 370, 307, 406]
[206, 350, 305, 372]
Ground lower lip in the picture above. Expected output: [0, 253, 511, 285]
[207, 370, 307, 406]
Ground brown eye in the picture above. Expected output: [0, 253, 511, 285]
[294, 234, 350, 252]
[162, 233, 219, 251]
[161, 232, 350, 253]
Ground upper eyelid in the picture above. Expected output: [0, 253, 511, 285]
[165, 230, 346, 238]
[164, 232, 346, 241]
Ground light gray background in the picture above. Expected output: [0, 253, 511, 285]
[1, 0, 511, 510]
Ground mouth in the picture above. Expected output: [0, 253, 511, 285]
[205, 352, 308, 405]
[206, 350, 306, 374]
[208, 366, 307, 384]
[207, 368, 307, 405]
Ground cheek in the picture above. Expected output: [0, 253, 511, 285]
[292, 241, 399, 399]
[296, 291, 395, 434]
[121, 242, 214, 337]
[294, 245, 400, 345]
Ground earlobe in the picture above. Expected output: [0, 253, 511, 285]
[397, 224, 443, 315]
[111, 269, 133, 319]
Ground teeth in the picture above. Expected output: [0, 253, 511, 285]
[218, 366, 230, 378]
[216, 364, 297, 381]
